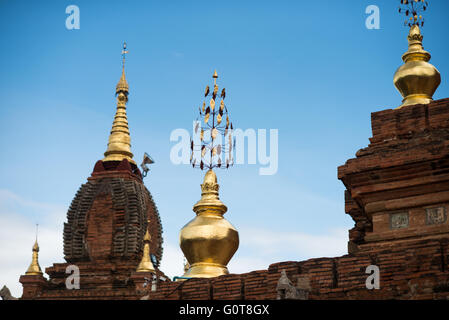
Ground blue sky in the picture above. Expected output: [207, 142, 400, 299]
[1, 0, 448, 296]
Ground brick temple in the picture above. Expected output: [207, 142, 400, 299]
[17, 24, 449, 300]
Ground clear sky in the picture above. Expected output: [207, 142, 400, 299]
[1, 0, 448, 297]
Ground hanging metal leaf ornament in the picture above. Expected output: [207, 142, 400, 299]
[201, 145, 206, 158]
[211, 128, 218, 140]
[193, 72, 235, 171]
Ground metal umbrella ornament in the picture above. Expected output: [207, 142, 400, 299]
[190, 70, 235, 171]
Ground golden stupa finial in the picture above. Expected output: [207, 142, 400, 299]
[394, 0, 441, 108]
[180, 169, 239, 278]
[181, 71, 238, 278]
[103, 41, 135, 164]
[25, 224, 43, 276]
[136, 219, 156, 273]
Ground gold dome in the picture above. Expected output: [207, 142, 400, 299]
[180, 169, 239, 278]
[393, 25, 441, 108]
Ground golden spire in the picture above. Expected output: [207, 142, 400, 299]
[103, 42, 135, 164]
[393, 25, 441, 108]
[136, 220, 156, 272]
[25, 232, 43, 276]
[180, 169, 239, 278]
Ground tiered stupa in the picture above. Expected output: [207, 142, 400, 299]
[19, 44, 166, 299]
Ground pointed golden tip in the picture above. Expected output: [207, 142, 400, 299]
[25, 239, 43, 276]
[104, 56, 135, 164]
[32, 240, 39, 251]
[203, 169, 217, 184]
[213, 70, 218, 78]
[136, 219, 155, 272]
[116, 66, 129, 94]
[409, 24, 421, 36]
[143, 228, 151, 241]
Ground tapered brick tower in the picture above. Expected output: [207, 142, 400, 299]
[20, 44, 166, 299]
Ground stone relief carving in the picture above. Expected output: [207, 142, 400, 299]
[426, 207, 446, 225]
[390, 212, 409, 229]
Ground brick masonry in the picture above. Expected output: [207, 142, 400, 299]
[19, 98, 449, 300]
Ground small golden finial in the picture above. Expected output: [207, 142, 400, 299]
[103, 42, 135, 164]
[393, 26, 440, 108]
[136, 219, 156, 272]
[394, 0, 440, 108]
[25, 225, 43, 276]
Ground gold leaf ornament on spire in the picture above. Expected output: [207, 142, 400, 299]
[103, 42, 135, 164]
[190, 70, 234, 171]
